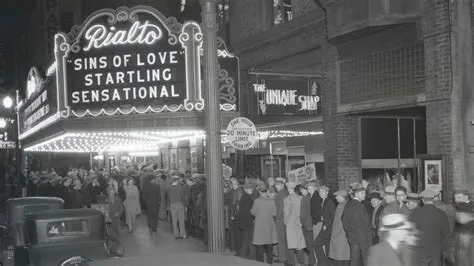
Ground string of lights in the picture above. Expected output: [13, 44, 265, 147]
[24, 129, 323, 153]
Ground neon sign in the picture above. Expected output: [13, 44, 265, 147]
[252, 78, 322, 116]
[83, 21, 163, 51]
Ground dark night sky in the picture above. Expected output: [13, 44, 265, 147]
[0, 0, 31, 46]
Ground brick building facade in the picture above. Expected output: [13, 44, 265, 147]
[229, 0, 474, 196]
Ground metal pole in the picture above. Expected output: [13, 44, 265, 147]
[397, 118, 401, 187]
[413, 119, 417, 192]
[200, 0, 225, 253]
[15, 90, 22, 195]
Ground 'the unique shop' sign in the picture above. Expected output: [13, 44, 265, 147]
[54, 6, 206, 117]
[252, 77, 322, 116]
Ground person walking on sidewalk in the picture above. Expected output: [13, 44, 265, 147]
[167, 176, 187, 239]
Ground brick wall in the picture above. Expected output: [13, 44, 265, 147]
[322, 39, 361, 191]
[422, 0, 457, 195]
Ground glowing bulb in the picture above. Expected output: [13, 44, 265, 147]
[0, 118, 6, 129]
[3, 97, 13, 109]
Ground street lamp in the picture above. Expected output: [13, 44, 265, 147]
[3, 96, 13, 109]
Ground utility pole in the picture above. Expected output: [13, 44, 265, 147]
[200, 0, 225, 253]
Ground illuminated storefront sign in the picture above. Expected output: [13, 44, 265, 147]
[252, 77, 321, 116]
[52, 6, 239, 118]
[19, 67, 57, 135]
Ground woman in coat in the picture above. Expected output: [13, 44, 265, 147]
[283, 182, 305, 264]
[329, 190, 350, 266]
[124, 178, 141, 233]
[251, 184, 278, 264]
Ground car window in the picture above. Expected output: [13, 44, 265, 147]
[46, 220, 89, 237]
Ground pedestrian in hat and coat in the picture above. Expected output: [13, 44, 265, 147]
[314, 185, 336, 266]
[450, 202, 474, 266]
[342, 183, 371, 266]
[298, 183, 316, 265]
[329, 190, 350, 266]
[410, 189, 450, 266]
[284, 181, 306, 264]
[367, 214, 413, 266]
[251, 184, 278, 264]
[274, 177, 289, 263]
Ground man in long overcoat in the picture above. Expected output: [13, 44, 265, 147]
[143, 175, 161, 233]
[342, 183, 371, 266]
[274, 177, 289, 263]
[314, 185, 336, 266]
[409, 189, 450, 266]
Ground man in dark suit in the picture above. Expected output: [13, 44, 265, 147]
[314, 185, 336, 266]
[342, 183, 371, 266]
[367, 214, 413, 266]
[410, 189, 450, 266]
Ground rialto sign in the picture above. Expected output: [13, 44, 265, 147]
[53, 6, 238, 117]
[252, 77, 322, 116]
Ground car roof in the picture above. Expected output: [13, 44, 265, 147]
[26, 209, 102, 221]
[7, 197, 64, 207]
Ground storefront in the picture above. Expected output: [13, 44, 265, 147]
[242, 74, 324, 180]
[19, 6, 240, 173]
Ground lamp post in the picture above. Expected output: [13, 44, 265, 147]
[0, 92, 22, 196]
[200, 0, 225, 253]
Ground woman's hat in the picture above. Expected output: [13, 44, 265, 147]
[379, 214, 412, 231]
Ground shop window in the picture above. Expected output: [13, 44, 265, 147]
[361, 117, 427, 192]
[273, 0, 292, 25]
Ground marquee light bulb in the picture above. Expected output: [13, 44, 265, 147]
[3, 97, 13, 109]
[0, 118, 6, 129]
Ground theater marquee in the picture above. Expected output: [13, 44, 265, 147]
[54, 6, 238, 118]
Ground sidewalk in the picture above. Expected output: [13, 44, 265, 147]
[91, 215, 266, 265]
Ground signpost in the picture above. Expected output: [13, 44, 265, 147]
[226, 117, 257, 151]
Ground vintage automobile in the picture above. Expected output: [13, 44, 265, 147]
[14, 208, 111, 266]
[4, 197, 65, 247]
[0, 197, 65, 265]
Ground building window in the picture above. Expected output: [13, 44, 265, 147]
[273, 0, 292, 25]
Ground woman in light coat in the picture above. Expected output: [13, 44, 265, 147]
[329, 190, 350, 266]
[283, 182, 305, 264]
[124, 178, 141, 233]
[251, 184, 278, 264]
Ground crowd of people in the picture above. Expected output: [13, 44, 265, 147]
[225, 177, 474, 266]
[23, 166, 474, 265]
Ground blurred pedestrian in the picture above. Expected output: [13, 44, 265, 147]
[367, 214, 413, 266]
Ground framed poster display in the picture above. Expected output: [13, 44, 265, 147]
[417, 154, 447, 202]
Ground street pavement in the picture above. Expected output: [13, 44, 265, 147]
[90, 215, 266, 265]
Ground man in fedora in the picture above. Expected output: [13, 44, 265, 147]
[342, 183, 371, 266]
[410, 189, 450, 266]
[367, 214, 413, 266]
[405, 193, 421, 213]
